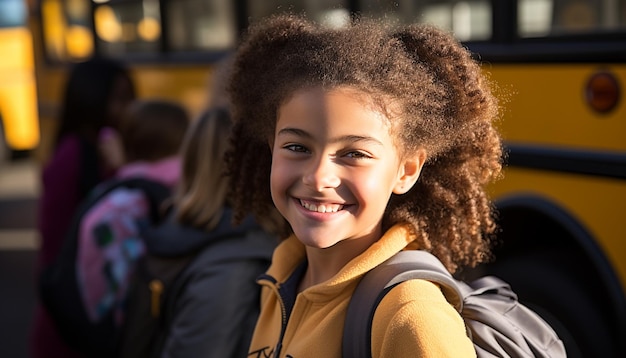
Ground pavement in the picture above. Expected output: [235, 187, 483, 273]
[0, 158, 40, 249]
[0, 158, 40, 358]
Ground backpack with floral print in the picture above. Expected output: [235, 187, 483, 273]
[39, 177, 171, 358]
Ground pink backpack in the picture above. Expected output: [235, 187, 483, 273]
[39, 177, 171, 358]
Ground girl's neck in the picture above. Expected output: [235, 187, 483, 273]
[297, 235, 375, 292]
[297, 252, 343, 293]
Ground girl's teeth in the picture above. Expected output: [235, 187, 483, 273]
[300, 200, 342, 213]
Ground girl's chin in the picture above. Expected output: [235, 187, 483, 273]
[297, 238, 340, 250]
[293, 231, 343, 249]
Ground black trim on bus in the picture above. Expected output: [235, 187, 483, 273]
[467, 39, 626, 64]
[505, 143, 626, 180]
[104, 50, 233, 65]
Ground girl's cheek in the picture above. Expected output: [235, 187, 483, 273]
[272, 161, 289, 182]
[270, 160, 287, 188]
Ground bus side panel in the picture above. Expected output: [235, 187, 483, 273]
[0, 27, 40, 151]
[488, 64, 625, 152]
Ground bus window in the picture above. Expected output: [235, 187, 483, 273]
[166, 0, 236, 52]
[248, 0, 351, 28]
[0, 0, 40, 158]
[358, 0, 492, 41]
[519, 0, 626, 37]
[94, 0, 161, 57]
[40, 0, 93, 62]
[93, 0, 239, 56]
[0, 0, 26, 28]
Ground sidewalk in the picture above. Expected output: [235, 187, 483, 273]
[0, 158, 40, 199]
[0, 159, 40, 358]
[0, 159, 40, 250]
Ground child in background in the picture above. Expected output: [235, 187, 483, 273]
[226, 14, 503, 357]
[33, 57, 135, 358]
[76, 99, 189, 326]
[118, 107, 278, 358]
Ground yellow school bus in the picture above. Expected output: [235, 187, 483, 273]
[0, 0, 40, 161]
[32, 0, 625, 357]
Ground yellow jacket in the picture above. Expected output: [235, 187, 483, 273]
[247, 224, 476, 357]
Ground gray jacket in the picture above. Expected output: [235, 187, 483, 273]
[122, 209, 278, 358]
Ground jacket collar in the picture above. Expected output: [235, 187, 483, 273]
[264, 224, 417, 303]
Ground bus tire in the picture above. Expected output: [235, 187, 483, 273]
[486, 252, 616, 358]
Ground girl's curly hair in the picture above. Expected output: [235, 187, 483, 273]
[225, 14, 503, 273]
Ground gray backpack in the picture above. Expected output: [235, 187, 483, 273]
[343, 250, 567, 358]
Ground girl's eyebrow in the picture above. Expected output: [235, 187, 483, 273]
[277, 127, 310, 138]
[277, 127, 383, 146]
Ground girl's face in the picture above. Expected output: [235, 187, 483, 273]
[107, 75, 135, 128]
[270, 87, 423, 251]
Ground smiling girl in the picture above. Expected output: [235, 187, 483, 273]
[226, 14, 503, 358]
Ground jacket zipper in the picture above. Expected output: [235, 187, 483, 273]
[258, 274, 289, 358]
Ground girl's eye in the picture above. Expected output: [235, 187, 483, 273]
[345, 151, 371, 159]
[285, 144, 309, 153]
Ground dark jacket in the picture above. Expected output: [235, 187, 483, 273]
[33, 135, 106, 358]
[119, 208, 278, 358]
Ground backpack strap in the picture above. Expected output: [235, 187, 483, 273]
[342, 250, 463, 358]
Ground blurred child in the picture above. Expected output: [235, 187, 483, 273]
[118, 107, 278, 358]
[226, 14, 503, 357]
[76, 99, 189, 326]
[33, 57, 135, 358]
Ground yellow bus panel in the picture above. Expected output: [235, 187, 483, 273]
[0, 27, 40, 151]
[487, 64, 625, 152]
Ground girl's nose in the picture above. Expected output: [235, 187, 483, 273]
[302, 157, 340, 191]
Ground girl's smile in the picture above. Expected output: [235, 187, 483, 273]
[270, 86, 423, 254]
[294, 197, 351, 223]
[299, 199, 345, 214]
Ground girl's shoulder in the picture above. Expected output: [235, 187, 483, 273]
[378, 279, 448, 307]
[371, 279, 474, 356]
[374, 279, 464, 330]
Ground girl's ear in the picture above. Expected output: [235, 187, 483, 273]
[393, 149, 426, 195]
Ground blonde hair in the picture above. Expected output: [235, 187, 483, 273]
[174, 107, 231, 231]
